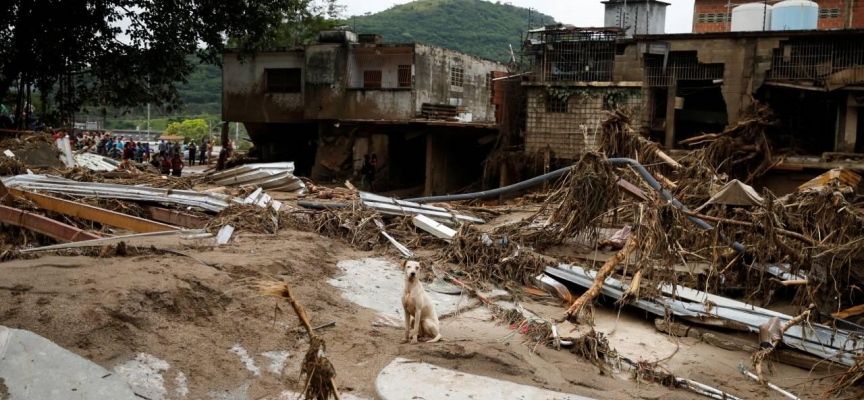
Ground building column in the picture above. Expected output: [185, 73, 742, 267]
[838, 92, 858, 153]
[664, 85, 677, 149]
[424, 133, 447, 196]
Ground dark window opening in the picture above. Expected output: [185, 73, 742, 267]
[364, 70, 382, 89]
[265, 68, 302, 93]
[451, 66, 464, 87]
[486, 73, 492, 90]
[546, 96, 568, 113]
[819, 8, 840, 19]
[615, 43, 628, 55]
[398, 65, 412, 87]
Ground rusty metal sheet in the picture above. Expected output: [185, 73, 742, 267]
[146, 207, 208, 229]
[0, 205, 101, 242]
[9, 188, 178, 233]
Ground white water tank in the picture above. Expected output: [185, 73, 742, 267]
[731, 3, 773, 31]
[770, 0, 819, 31]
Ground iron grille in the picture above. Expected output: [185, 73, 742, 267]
[523, 28, 622, 83]
[644, 52, 724, 87]
[347, 48, 414, 89]
[767, 38, 864, 83]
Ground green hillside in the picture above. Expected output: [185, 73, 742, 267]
[348, 0, 556, 61]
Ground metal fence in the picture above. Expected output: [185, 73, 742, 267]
[644, 52, 725, 87]
[767, 37, 864, 84]
[523, 27, 623, 83]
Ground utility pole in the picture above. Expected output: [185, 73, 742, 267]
[147, 103, 151, 136]
[235, 122, 239, 145]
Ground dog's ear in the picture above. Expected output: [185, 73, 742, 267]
[400, 260, 407, 270]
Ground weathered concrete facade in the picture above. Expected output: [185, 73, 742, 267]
[636, 30, 864, 153]
[222, 31, 507, 194]
[522, 27, 645, 159]
[222, 50, 306, 123]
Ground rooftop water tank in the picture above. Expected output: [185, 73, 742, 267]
[731, 3, 773, 31]
[770, 0, 819, 31]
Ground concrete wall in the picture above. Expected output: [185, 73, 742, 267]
[525, 87, 643, 159]
[639, 35, 782, 129]
[414, 43, 506, 123]
[222, 51, 306, 123]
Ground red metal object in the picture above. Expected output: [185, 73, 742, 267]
[0, 205, 101, 242]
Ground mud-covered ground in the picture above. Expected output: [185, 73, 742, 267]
[0, 228, 839, 399]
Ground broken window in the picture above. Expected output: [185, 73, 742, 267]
[451, 66, 464, 87]
[363, 70, 382, 89]
[398, 65, 412, 87]
[545, 95, 568, 113]
[265, 68, 302, 93]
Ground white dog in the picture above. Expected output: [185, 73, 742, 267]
[401, 260, 442, 344]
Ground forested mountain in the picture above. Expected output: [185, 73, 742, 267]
[348, 0, 556, 61]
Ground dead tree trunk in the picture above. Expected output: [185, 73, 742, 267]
[564, 236, 639, 319]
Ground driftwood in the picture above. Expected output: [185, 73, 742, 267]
[564, 236, 639, 319]
[260, 282, 341, 400]
[681, 210, 815, 246]
[833, 303, 864, 320]
[752, 304, 816, 383]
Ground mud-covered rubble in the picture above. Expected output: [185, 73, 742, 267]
[3, 109, 864, 400]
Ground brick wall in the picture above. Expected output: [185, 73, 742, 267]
[525, 87, 642, 159]
[693, 0, 857, 32]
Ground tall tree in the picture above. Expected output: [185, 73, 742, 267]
[0, 0, 335, 125]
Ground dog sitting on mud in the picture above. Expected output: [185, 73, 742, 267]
[401, 260, 442, 344]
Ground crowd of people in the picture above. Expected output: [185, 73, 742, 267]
[46, 129, 232, 177]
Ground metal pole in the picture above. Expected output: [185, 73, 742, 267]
[234, 122, 238, 145]
[147, 104, 150, 135]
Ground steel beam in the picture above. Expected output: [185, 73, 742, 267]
[8, 188, 179, 233]
[0, 205, 101, 242]
[146, 206, 208, 229]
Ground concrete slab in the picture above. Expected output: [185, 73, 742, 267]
[328, 258, 475, 320]
[0, 325, 138, 400]
[375, 357, 595, 400]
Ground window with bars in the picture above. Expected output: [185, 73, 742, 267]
[696, 13, 731, 23]
[347, 48, 413, 89]
[398, 65, 412, 87]
[363, 70, 382, 89]
[485, 72, 492, 90]
[546, 95, 568, 113]
[819, 8, 841, 19]
[451, 66, 464, 87]
[265, 68, 302, 93]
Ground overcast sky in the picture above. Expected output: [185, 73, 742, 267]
[342, 0, 696, 33]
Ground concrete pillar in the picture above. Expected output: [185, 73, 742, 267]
[838, 92, 858, 153]
[424, 133, 447, 196]
[664, 85, 677, 149]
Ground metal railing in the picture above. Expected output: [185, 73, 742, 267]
[523, 27, 622, 83]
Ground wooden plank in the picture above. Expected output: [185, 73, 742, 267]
[0, 180, 12, 206]
[146, 206, 208, 229]
[0, 205, 101, 242]
[8, 188, 178, 233]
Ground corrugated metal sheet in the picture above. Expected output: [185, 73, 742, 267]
[210, 162, 306, 194]
[359, 192, 484, 224]
[546, 263, 864, 367]
[2, 174, 236, 212]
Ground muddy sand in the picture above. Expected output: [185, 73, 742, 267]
[0, 228, 838, 399]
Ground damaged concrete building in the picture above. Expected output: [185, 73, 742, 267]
[515, 0, 864, 195]
[636, 28, 864, 192]
[222, 30, 507, 195]
[520, 0, 668, 160]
